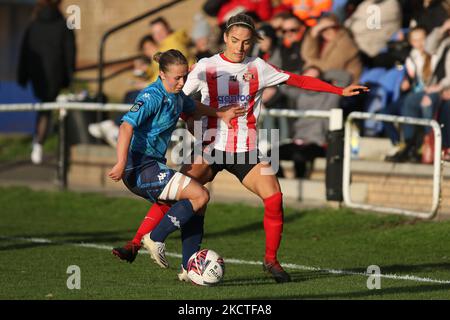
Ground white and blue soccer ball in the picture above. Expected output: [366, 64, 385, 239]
[187, 249, 225, 286]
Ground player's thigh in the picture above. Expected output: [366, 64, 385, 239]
[177, 177, 210, 212]
[180, 155, 215, 185]
[158, 171, 209, 212]
[177, 177, 208, 202]
[241, 162, 281, 199]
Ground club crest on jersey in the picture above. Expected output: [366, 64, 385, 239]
[130, 101, 144, 112]
[243, 72, 255, 82]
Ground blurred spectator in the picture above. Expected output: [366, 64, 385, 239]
[370, 29, 411, 69]
[138, 34, 158, 83]
[405, 28, 433, 94]
[149, 17, 195, 65]
[387, 21, 450, 162]
[425, 20, 450, 92]
[203, 0, 273, 27]
[125, 56, 153, 103]
[282, 0, 333, 27]
[259, 13, 307, 130]
[272, 66, 352, 178]
[88, 56, 152, 148]
[358, 66, 405, 136]
[191, 13, 213, 61]
[143, 16, 195, 87]
[383, 27, 433, 145]
[251, 24, 282, 67]
[139, 34, 158, 60]
[344, 0, 402, 63]
[88, 32, 158, 148]
[301, 15, 362, 83]
[278, 14, 307, 72]
[409, 0, 450, 34]
[17, 0, 76, 165]
[269, 10, 293, 38]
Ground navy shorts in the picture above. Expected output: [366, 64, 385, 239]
[122, 158, 177, 203]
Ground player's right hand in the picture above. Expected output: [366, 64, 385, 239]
[218, 104, 247, 128]
[108, 163, 125, 182]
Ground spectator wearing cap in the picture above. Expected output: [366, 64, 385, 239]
[301, 15, 362, 83]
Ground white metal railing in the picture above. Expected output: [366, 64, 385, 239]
[0, 103, 445, 219]
[0, 102, 336, 189]
[343, 112, 443, 219]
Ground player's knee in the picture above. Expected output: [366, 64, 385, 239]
[199, 187, 210, 207]
[192, 187, 210, 212]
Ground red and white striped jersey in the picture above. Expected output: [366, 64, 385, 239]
[183, 53, 289, 153]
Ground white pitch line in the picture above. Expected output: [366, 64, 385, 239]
[3, 236, 450, 285]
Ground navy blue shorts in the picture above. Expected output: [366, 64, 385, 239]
[122, 158, 177, 203]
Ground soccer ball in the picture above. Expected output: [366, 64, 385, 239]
[187, 249, 225, 286]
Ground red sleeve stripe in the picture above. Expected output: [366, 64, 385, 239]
[284, 71, 343, 95]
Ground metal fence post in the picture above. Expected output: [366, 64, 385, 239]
[325, 108, 344, 201]
[58, 107, 68, 190]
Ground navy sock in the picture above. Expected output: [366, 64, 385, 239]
[150, 199, 194, 243]
[181, 214, 205, 269]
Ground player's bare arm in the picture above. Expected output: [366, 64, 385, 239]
[108, 121, 133, 181]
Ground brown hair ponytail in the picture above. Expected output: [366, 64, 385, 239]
[153, 49, 188, 72]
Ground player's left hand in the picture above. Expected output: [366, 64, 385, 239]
[217, 104, 247, 128]
[108, 162, 126, 182]
[342, 85, 370, 97]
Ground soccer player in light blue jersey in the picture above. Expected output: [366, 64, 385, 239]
[109, 49, 245, 268]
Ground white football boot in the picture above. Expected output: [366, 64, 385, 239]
[142, 233, 169, 268]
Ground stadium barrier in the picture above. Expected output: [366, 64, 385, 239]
[343, 112, 443, 219]
[0, 102, 444, 219]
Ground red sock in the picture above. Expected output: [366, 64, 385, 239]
[263, 192, 284, 262]
[132, 203, 171, 245]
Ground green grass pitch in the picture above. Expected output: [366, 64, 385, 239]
[1, 186, 449, 300]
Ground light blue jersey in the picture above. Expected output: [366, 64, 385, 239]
[122, 77, 195, 165]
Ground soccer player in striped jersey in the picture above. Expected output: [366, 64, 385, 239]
[114, 14, 368, 283]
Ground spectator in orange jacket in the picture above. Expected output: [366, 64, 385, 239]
[282, 0, 333, 26]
